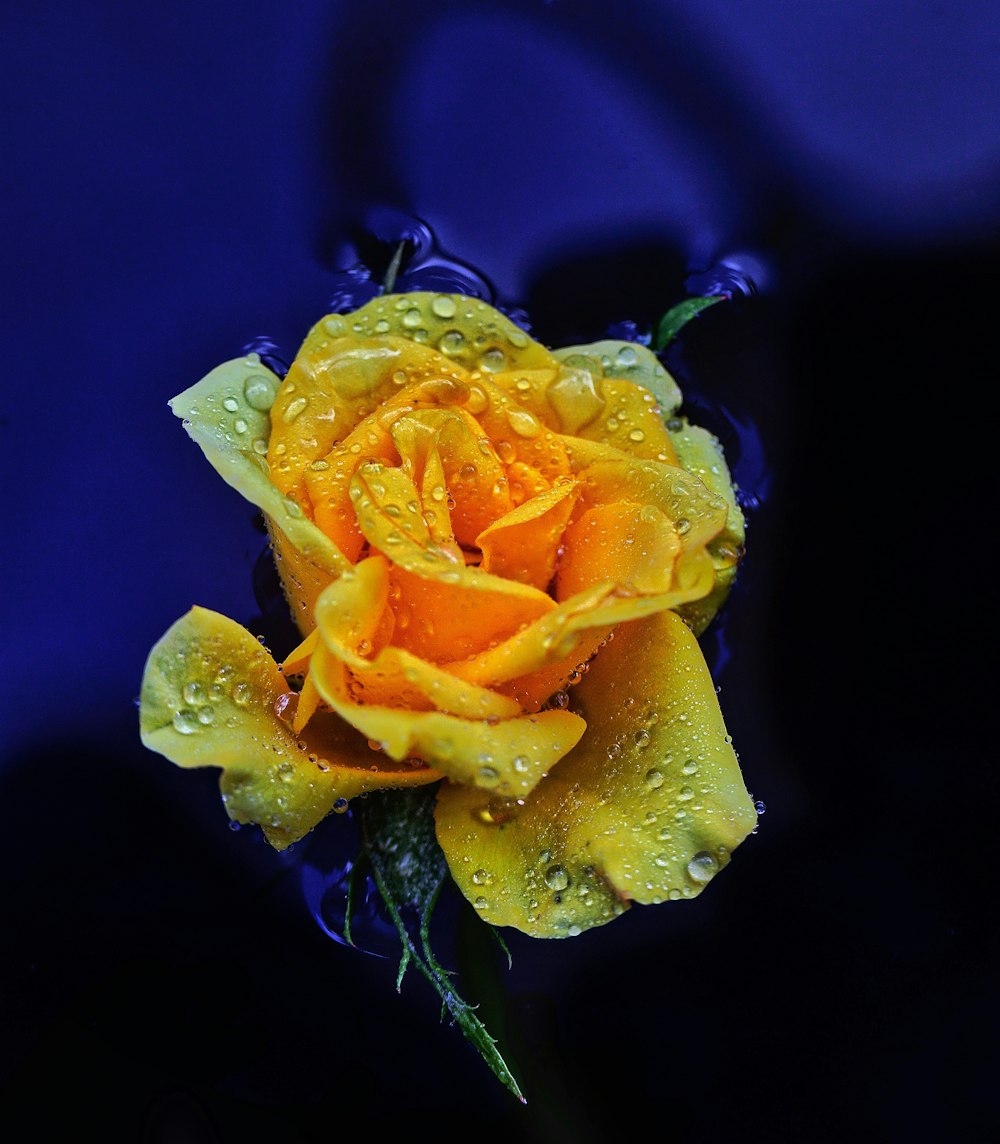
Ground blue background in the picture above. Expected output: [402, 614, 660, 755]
[2, 2, 997, 1140]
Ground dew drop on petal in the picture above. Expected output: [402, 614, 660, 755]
[686, 851, 719, 883]
[172, 709, 201, 735]
[544, 864, 570, 891]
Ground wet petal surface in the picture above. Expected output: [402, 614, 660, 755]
[435, 607, 757, 936]
[139, 607, 438, 850]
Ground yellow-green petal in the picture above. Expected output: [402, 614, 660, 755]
[668, 417, 747, 635]
[434, 607, 757, 937]
[139, 606, 437, 849]
[169, 358, 350, 579]
[554, 339, 683, 416]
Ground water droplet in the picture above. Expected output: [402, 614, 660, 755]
[645, 768, 665, 789]
[401, 307, 423, 328]
[465, 385, 488, 414]
[686, 851, 718, 883]
[222, 397, 239, 413]
[282, 396, 308, 424]
[231, 682, 252, 706]
[491, 437, 514, 464]
[682, 758, 699, 775]
[332, 797, 349, 814]
[477, 765, 500, 787]
[472, 868, 491, 885]
[247, 375, 279, 411]
[481, 347, 505, 372]
[196, 706, 215, 726]
[438, 329, 465, 356]
[431, 295, 458, 318]
[634, 728, 651, 749]
[172, 708, 201, 735]
[544, 864, 570, 891]
[614, 345, 639, 369]
[628, 428, 645, 443]
[475, 797, 518, 825]
[507, 408, 541, 438]
[182, 681, 204, 705]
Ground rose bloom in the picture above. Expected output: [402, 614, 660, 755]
[140, 293, 757, 937]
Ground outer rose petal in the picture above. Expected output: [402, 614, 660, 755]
[169, 359, 350, 580]
[434, 607, 757, 937]
[139, 607, 438, 850]
[339, 292, 556, 375]
[553, 339, 683, 419]
[668, 417, 747, 635]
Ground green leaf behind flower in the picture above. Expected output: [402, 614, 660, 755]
[651, 294, 726, 351]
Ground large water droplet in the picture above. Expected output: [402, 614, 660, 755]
[544, 864, 570, 891]
[686, 851, 718, 883]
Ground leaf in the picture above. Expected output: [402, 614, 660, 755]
[353, 786, 526, 1102]
[651, 294, 727, 351]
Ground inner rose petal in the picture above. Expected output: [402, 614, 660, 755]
[309, 632, 585, 800]
[268, 334, 467, 502]
[477, 481, 580, 590]
[555, 501, 683, 600]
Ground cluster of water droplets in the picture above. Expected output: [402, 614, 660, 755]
[170, 666, 251, 738]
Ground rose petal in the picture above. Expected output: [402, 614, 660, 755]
[139, 607, 438, 850]
[553, 339, 683, 417]
[478, 482, 579, 590]
[555, 501, 683, 600]
[541, 344, 682, 463]
[445, 566, 716, 699]
[169, 359, 350, 580]
[309, 639, 584, 799]
[572, 454, 729, 557]
[389, 408, 513, 547]
[312, 557, 520, 721]
[349, 460, 555, 661]
[668, 417, 747, 635]
[268, 334, 467, 502]
[434, 607, 757, 936]
[342, 292, 555, 375]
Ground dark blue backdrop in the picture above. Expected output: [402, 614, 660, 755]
[2, 2, 997, 1141]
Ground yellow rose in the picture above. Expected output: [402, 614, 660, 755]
[140, 292, 757, 938]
